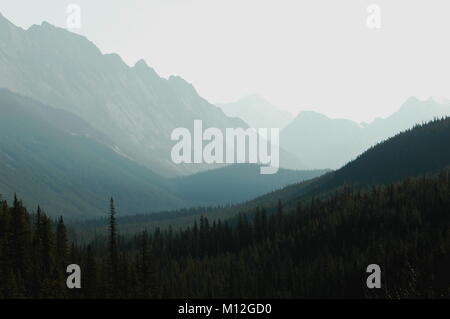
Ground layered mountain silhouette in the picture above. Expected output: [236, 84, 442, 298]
[0, 89, 187, 219]
[3, 12, 450, 220]
[217, 94, 293, 129]
[247, 116, 450, 211]
[169, 164, 327, 206]
[281, 97, 450, 169]
[94, 115, 450, 237]
[217, 95, 304, 169]
[0, 89, 318, 219]
[0, 13, 248, 177]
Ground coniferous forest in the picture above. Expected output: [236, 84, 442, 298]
[1, 170, 449, 298]
[2, 5, 450, 303]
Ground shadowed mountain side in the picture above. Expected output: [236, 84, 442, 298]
[0, 89, 188, 219]
[0, 13, 248, 177]
[0, 89, 317, 219]
[169, 164, 328, 206]
[247, 116, 450, 212]
[73, 117, 450, 240]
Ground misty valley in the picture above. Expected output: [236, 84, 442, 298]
[0, 3, 449, 303]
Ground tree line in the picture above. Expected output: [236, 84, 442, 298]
[1, 171, 449, 298]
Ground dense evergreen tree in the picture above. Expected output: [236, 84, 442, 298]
[108, 197, 118, 297]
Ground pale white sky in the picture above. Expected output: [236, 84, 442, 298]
[1, 0, 450, 122]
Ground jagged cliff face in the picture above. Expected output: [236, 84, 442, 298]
[0, 13, 247, 177]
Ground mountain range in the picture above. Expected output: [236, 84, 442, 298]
[280, 97, 450, 169]
[0, 12, 247, 177]
[0, 89, 187, 219]
[0, 88, 323, 218]
[2, 12, 450, 220]
[217, 92, 450, 171]
[244, 115, 450, 214]
[84, 115, 450, 239]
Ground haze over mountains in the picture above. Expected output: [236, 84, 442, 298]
[213, 116, 450, 220]
[280, 97, 450, 169]
[217, 92, 450, 171]
[169, 164, 327, 206]
[0, 87, 328, 218]
[0, 12, 247, 177]
[0, 13, 321, 218]
[217, 95, 293, 129]
[2, 12, 450, 220]
[0, 89, 188, 219]
[93, 115, 450, 241]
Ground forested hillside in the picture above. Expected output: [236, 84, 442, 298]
[1, 170, 449, 298]
[87, 117, 450, 235]
[236, 117, 450, 214]
[0, 89, 318, 219]
[1, 3, 449, 302]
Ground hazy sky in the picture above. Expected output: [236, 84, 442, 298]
[2, 0, 450, 122]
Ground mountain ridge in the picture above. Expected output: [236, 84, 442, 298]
[79, 116, 450, 238]
[0, 88, 188, 219]
[253, 116, 450, 211]
[281, 97, 450, 169]
[0, 13, 249, 177]
[0, 89, 315, 219]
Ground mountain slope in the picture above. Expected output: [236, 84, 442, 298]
[0, 89, 188, 219]
[74, 116, 450, 236]
[0, 13, 247, 177]
[169, 164, 328, 206]
[217, 95, 293, 129]
[281, 111, 363, 169]
[254, 116, 450, 210]
[0, 89, 319, 219]
[281, 97, 450, 169]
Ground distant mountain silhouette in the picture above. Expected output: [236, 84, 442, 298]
[4, 12, 450, 219]
[0, 89, 318, 219]
[169, 164, 328, 206]
[89, 115, 450, 243]
[281, 97, 450, 169]
[217, 95, 293, 129]
[249, 116, 450, 211]
[0, 13, 247, 177]
[281, 111, 362, 169]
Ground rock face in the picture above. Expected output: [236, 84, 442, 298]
[0, 13, 247, 177]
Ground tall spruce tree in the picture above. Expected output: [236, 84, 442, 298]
[108, 197, 118, 295]
[56, 216, 68, 269]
